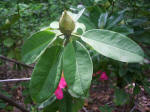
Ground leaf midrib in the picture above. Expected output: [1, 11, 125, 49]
[74, 45, 85, 95]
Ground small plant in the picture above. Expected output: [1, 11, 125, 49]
[99, 104, 113, 112]
[22, 9, 144, 111]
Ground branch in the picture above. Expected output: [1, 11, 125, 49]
[0, 92, 29, 112]
[82, 107, 88, 112]
[0, 55, 34, 69]
[0, 78, 31, 83]
[130, 105, 136, 112]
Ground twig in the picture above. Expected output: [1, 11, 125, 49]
[130, 94, 139, 112]
[130, 105, 136, 112]
[82, 107, 88, 112]
[0, 78, 31, 82]
[0, 55, 34, 69]
[111, 1, 115, 14]
[0, 92, 29, 112]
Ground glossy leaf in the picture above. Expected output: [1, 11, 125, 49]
[114, 88, 129, 106]
[98, 12, 108, 29]
[39, 95, 56, 109]
[74, 8, 85, 21]
[106, 12, 124, 29]
[67, 8, 85, 22]
[0, 14, 20, 30]
[81, 29, 144, 63]
[50, 21, 59, 29]
[43, 100, 59, 112]
[133, 85, 141, 95]
[3, 38, 14, 47]
[108, 25, 133, 35]
[133, 30, 150, 44]
[59, 92, 84, 112]
[78, 15, 96, 30]
[63, 41, 93, 96]
[58, 92, 72, 112]
[22, 30, 56, 64]
[99, 104, 113, 112]
[74, 22, 86, 34]
[30, 46, 63, 103]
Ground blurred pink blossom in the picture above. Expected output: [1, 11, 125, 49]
[96, 70, 102, 74]
[99, 72, 108, 80]
[92, 73, 96, 77]
[59, 77, 67, 89]
[93, 70, 102, 77]
[54, 87, 63, 100]
[54, 77, 67, 100]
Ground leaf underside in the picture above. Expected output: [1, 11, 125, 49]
[82, 29, 144, 63]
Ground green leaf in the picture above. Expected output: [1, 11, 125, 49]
[74, 22, 86, 35]
[78, 15, 96, 30]
[67, 8, 85, 22]
[71, 99, 84, 112]
[143, 79, 150, 95]
[0, 102, 6, 109]
[43, 100, 59, 112]
[114, 88, 129, 106]
[133, 85, 141, 95]
[30, 46, 63, 103]
[22, 30, 56, 64]
[81, 29, 144, 63]
[0, 14, 20, 30]
[58, 92, 72, 112]
[99, 104, 113, 112]
[3, 38, 14, 47]
[98, 12, 108, 29]
[106, 12, 124, 29]
[39, 95, 56, 109]
[50, 21, 59, 29]
[108, 25, 134, 35]
[63, 41, 93, 96]
[59, 92, 84, 112]
[133, 30, 150, 44]
[74, 8, 85, 21]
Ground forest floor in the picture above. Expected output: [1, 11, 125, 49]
[0, 62, 150, 112]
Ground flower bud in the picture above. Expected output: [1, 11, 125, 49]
[59, 10, 75, 35]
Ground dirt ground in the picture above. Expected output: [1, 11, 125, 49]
[0, 62, 150, 112]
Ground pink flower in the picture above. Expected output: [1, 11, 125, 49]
[99, 72, 108, 81]
[58, 77, 67, 89]
[93, 70, 102, 77]
[96, 70, 102, 74]
[54, 77, 67, 100]
[55, 87, 63, 100]
[92, 73, 96, 77]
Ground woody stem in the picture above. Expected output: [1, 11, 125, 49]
[64, 35, 70, 46]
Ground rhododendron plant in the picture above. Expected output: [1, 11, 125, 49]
[22, 9, 144, 111]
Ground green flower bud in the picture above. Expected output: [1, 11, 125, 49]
[59, 10, 75, 35]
